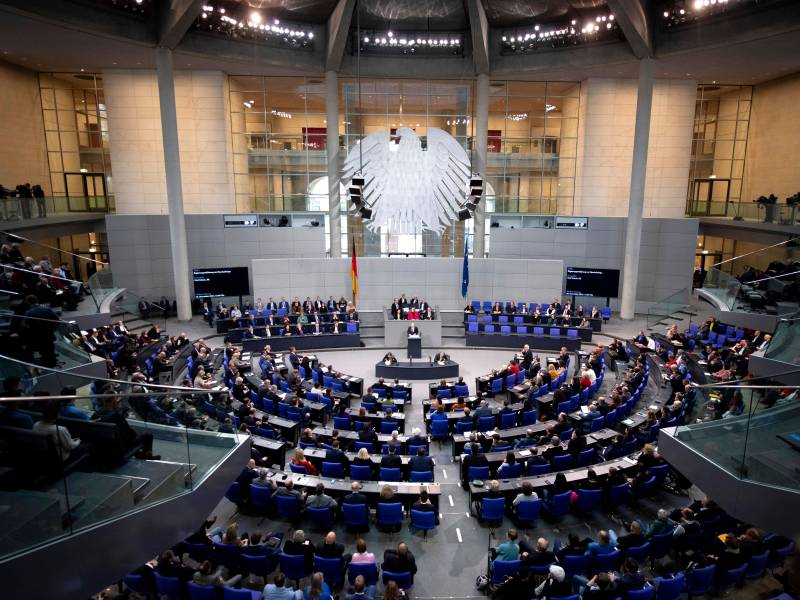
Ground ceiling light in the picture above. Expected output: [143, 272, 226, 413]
[308, 32, 313, 39]
[250, 11, 261, 23]
[387, 31, 393, 37]
[364, 36, 369, 42]
[545, 104, 556, 112]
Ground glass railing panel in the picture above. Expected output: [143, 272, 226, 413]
[701, 267, 741, 310]
[0, 378, 240, 561]
[0, 312, 94, 371]
[0, 196, 109, 222]
[646, 287, 693, 329]
[674, 385, 800, 492]
[112, 288, 169, 335]
[764, 318, 800, 364]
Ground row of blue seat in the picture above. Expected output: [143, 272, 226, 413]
[469, 300, 611, 320]
[467, 323, 585, 336]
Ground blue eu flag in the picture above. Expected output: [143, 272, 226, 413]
[461, 237, 469, 299]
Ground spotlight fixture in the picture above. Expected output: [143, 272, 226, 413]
[500, 11, 619, 54]
[358, 206, 373, 219]
[198, 5, 315, 47]
[457, 208, 472, 221]
[357, 30, 464, 54]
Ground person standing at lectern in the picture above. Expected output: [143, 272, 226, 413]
[407, 323, 419, 336]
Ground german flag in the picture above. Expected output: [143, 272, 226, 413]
[351, 237, 359, 303]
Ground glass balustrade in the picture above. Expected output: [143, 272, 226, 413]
[646, 287, 695, 330]
[701, 267, 742, 310]
[0, 361, 241, 561]
[0, 196, 110, 223]
[763, 317, 800, 365]
[673, 383, 800, 493]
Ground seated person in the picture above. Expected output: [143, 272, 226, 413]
[494, 528, 520, 561]
[382, 352, 398, 366]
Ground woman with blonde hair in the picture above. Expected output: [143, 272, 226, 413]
[291, 447, 317, 476]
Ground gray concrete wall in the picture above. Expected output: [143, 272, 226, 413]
[251, 257, 564, 311]
[489, 217, 698, 312]
[106, 214, 325, 299]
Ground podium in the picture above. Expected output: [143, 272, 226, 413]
[407, 334, 421, 359]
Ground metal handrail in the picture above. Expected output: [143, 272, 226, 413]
[710, 236, 800, 268]
[0, 390, 229, 403]
[1, 263, 84, 285]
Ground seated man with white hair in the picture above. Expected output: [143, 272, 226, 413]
[406, 426, 428, 449]
[534, 565, 571, 599]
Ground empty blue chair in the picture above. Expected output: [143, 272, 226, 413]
[348, 562, 379, 586]
[250, 484, 271, 512]
[214, 542, 242, 571]
[500, 325, 511, 335]
[549, 328, 560, 336]
[314, 556, 344, 587]
[745, 551, 769, 579]
[432, 419, 450, 440]
[485, 324, 496, 333]
[497, 463, 521, 478]
[479, 415, 496, 431]
[321, 461, 344, 478]
[717, 564, 746, 594]
[437, 388, 453, 399]
[354, 441, 373, 452]
[560, 553, 589, 578]
[522, 409, 537, 425]
[377, 502, 404, 530]
[573, 488, 602, 513]
[505, 374, 516, 388]
[492, 559, 521, 585]
[456, 421, 473, 434]
[600, 306, 611, 321]
[578, 448, 597, 466]
[333, 416, 351, 430]
[346, 322, 358, 334]
[686, 564, 715, 598]
[342, 503, 369, 531]
[626, 543, 651, 564]
[607, 482, 632, 509]
[350, 465, 372, 481]
[650, 463, 670, 486]
[469, 466, 491, 481]
[498, 315, 509, 323]
[627, 588, 655, 600]
[187, 581, 217, 600]
[410, 509, 436, 538]
[766, 538, 794, 570]
[410, 470, 434, 482]
[653, 574, 684, 600]
[544, 491, 572, 517]
[123, 574, 149, 595]
[551, 454, 573, 471]
[306, 506, 335, 531]
[593, 549, 621, 572]
[240, 553, 271, 579]
[482, 301, 492, 312]
[380, 420, 397, 434]
[275, 494, 301, 521]
[533, 326, 544, 335]
[500, 412, 517, 429]
[383, 571, 414, 590]
[454, 383, 469, 397]
[468, 323, 479, 334]
[379, 467, 401, 482]
[515, 498, 542, 528]
[528, 463, 551, 476]
[481, 497, 506, 525]
[280, 553, 312, 585]
[153, 573, 182, 600]
[225, 481, 242, 504]
[635, 475, 658, 497]
[567, 329, 579, 339]
[490, 378, 504, 395]
[471, 300, 481, 312]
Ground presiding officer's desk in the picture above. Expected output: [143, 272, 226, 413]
[236, 333, 361, 353]
[253, 471, 440, 509]
[375, 359, 459, 380]
[468, 453, 642, 503]
[384, 307, 442, 347]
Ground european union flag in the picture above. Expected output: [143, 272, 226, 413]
[461, 236, 469, 299]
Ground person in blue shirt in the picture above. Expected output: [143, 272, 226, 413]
[264, 572, 302, 600]
[59, 387, 90, 420]
[587, 530, 616, 556]
[0, 401, 34, 429]
[345, 575, 376, 600]
[304, 572, 332, 600]
[495, 528, 521, 561]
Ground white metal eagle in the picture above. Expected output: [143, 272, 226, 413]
[343, 127, 472, 235]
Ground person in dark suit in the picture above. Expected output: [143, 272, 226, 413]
[407, 323, 419, 336]
[390, 299, 401, 320]
[380, 445, 403, 470]
[408, 447, 434, 474]
[461, 443, 490, 486]
[283, 529, 315, 571]
[287, 347, 300, 369]
[382, 542, 417, 575]
[325, 440, 349, 470]
[433, 351, 449, 363]
[342, 481, 367, 505]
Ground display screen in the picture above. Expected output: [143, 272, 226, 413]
[192, 267, 250, 298]
[565, 267, 620, 298]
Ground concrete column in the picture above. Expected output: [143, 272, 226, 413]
[473, 73, 489, 258]
[326, 71, 342, 258]
[620, 58, 655, 320]
[155, 47, 192, 321]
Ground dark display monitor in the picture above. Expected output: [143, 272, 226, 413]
[565, 267, 620, 298]
[192, 267, 250, 298]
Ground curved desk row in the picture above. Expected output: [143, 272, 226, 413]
[235, 333, 361, 353]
